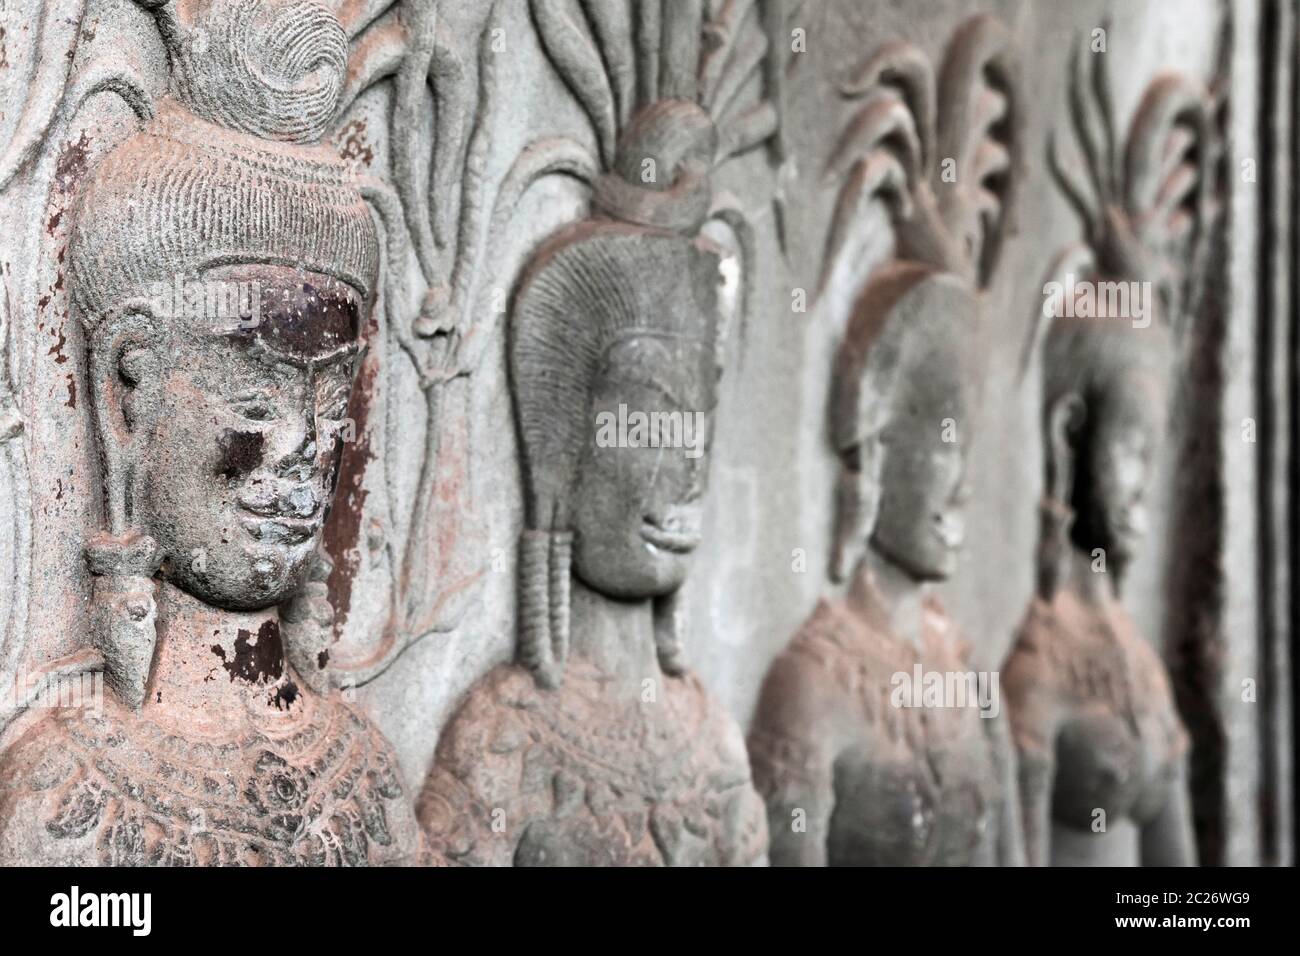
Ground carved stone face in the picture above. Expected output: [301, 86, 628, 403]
[570, 336, 712, 599]
[130, 266, 361, 610]
[871, 402, 968, 582]
[1072, 393, 1159, 566]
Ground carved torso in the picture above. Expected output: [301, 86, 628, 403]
[417, 661, 767, 866]
[749, 595, 1002, 866]
[0, 690, 425, 866]
[1003, 589, 1189, 833]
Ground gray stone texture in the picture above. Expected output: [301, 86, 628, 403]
[0, 0, 1288, 865]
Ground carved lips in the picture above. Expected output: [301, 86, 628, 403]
[640, 508, 703, 555]
[931, 511, 966, 552]
[238, 482, 325, 546]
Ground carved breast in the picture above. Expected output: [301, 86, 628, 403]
[826, 606, 998, 866]
[0, 691, 424, 866]
[1052, 705, 1184, 827]
[1008, 595, 1189, 831]
[828, 709, 996, 867]
[760, 598, 1001, 866]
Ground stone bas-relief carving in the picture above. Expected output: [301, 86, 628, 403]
[747, 16, 1025, 866]
[0, 0, 1281, 870]
[1003, 46, 1217, 867]
[416, 0, 775, 866]
[0, 0, 425, 865]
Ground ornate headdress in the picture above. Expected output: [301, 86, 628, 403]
[509, 0, 777, 688]
[1025, 38, 1218, 597]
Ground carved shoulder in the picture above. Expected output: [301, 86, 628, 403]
[1001, 603, 1067, 756]
[1123, 627, 1192, 757]
[428, 665, 541, 777]
[748, 624, 849, 803]
[417, 665, 546, 865]
[666, 672, 769, 866]
[751, 640, 842, 743]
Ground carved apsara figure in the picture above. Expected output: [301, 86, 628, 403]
[1003, 47, 1215, 867]
[747, 17, 1024, 866]
[416, 0, 776, 866]
[0, 0, 424, 866]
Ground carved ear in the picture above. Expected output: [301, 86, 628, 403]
[703, 197, 755, 366]
[830, 435, 885, 583]
[91, 314, 162, 441]
[1045, 392, 1085, 507]
[87, 308, 163, 535]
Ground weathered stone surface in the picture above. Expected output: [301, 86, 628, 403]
[1000, 49, 1218, 866]
[0, 0, 1288, 868]
[416, 0, 775, 866]
[749, 16, 1023, 866]
[0, 0, 425, 866]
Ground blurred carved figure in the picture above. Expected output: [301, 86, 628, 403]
[0, 0, 424, 866]
[1004, 45, 1218, 867]
[748, 16, 1025, 866]
[416, 0, 775, 866]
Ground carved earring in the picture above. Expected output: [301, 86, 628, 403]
[1037, 394, 1084, 599]
[830, 435, 884, 584]
[84, 308, 164, 709]
[652, 589, 688, 677]
[830, 464, 865, 584]
[280, 549, 335, 694]
[518, 530, 571, 689]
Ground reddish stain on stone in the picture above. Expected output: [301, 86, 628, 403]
[64, 374, 76, 409]
[322, 315, 377, 637]
[54, 132, 91, 188]
[335, 118, 374, 168]
[211, 620, 284, 685]
[48, 326, 68, 364]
